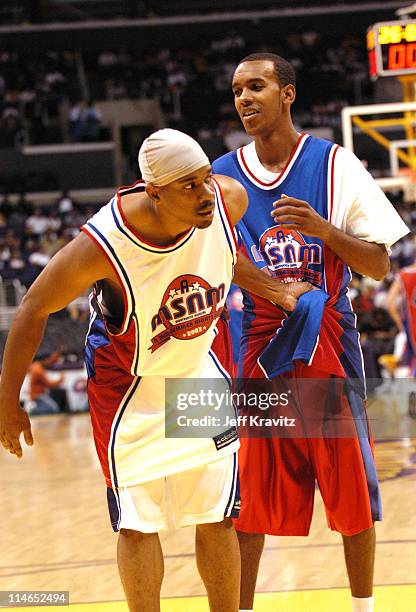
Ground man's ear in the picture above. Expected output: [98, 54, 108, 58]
[145, 184, 161, 201]
[282, 84, 296, 105]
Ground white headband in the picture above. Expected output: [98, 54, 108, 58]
[138, 128, 210, 186]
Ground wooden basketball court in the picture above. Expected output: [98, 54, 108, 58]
[0, 404, 415, 611]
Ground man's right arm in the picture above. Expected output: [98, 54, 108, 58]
[0, 232, 114, 458]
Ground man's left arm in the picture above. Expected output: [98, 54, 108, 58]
[272, 195, 389, 280]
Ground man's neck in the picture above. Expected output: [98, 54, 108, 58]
[122, 192, 191, 246]
[254, 125, 300, 173]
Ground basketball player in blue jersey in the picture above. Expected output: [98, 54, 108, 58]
[0, 128, 310, 612]
[213, 53, 409, 612]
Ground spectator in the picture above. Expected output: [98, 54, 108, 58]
[82, 100, 102, 141]
[57, 190, 74, 217]
[0, 107, 22, 148]
[25, 207, 49, 238]
[68, 100, 84, 141]
[28, 351, 65, 415]
[28, 243, 50, 269]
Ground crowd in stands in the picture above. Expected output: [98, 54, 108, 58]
[84, 30, 371, 142]
[0, 48, 82, 146]
[0, 192, 98, 289]
[0, 30, 372, 149]
[0, 192, 97, 366]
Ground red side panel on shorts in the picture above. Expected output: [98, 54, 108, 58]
[211, 316, 235, 377]
[88, 342, 134, 486]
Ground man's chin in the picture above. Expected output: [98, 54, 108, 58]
[243, 123, 262, 137]
[241, 115, 262, 135]
[195, 217, 214, 229]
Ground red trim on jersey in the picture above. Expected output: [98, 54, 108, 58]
[329, 145, 340, 224]
[81, 226, 129, 334]
[116, 191, 194, 250]
[212, 176, 239, 251]
[238, 133, 307, 187]
[118, 179, 145, 193]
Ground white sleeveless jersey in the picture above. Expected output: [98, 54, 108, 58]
[83, 179, 237, 377]
[81, 179, 239, 488]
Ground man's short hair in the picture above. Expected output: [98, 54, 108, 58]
[237, 52, 296, 88]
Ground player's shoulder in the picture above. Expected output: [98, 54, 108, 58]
[305, 134, 339, 154]
[330, 144, 372, 177]
[306, 136, 364, 173]
[212, 150, 236, 173]
[213, 174, 247, 202]
[213, 174, 248, 225]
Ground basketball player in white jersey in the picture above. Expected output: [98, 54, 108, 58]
[0, 129, 309, 612]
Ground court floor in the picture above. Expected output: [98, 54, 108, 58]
[0, 406, 415, 611]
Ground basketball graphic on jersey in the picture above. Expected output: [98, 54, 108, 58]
[149, 274, 225, 352]
[257, 225, 322, 284]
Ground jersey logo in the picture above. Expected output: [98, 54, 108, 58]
[253, 225, 323, 284]
[149, 274, 225, 352]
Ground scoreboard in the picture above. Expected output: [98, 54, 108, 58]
[367, 20, 416, 79]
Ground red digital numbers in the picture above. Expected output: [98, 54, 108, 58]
[388, 43, 416, 70]
[368, 49, 377, 77]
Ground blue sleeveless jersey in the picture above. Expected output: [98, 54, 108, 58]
[213, 134, 365, 386]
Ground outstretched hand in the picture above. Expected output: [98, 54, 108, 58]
[271, 194, 331, 241]
[0, 405, 33, 458]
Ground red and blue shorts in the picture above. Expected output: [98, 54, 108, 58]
[234, 354, 381, 537]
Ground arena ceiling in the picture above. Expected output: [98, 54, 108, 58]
[1, 0, 412, 25]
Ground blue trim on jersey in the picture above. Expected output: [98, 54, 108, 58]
[84, 315, 110, 379]
[110, 199, 196, 254]
[107, 486, 121, 532]
[208, 349, 239, 451]
[132, 313, 140, 374]
[224, 452, 239, 517]
[110, 377, 142, 489]
[86, 221, 136, 312]
[208, 348, 232, 386]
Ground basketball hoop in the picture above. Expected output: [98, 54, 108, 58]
[398, 167, 416, 202]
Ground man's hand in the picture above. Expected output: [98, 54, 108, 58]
[269, 281, 313, 311]
[271, 194, 331, 240]
[271, 193, 390, 280]
[233, 253, 314, 310]
[0, 405, 33, 458]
